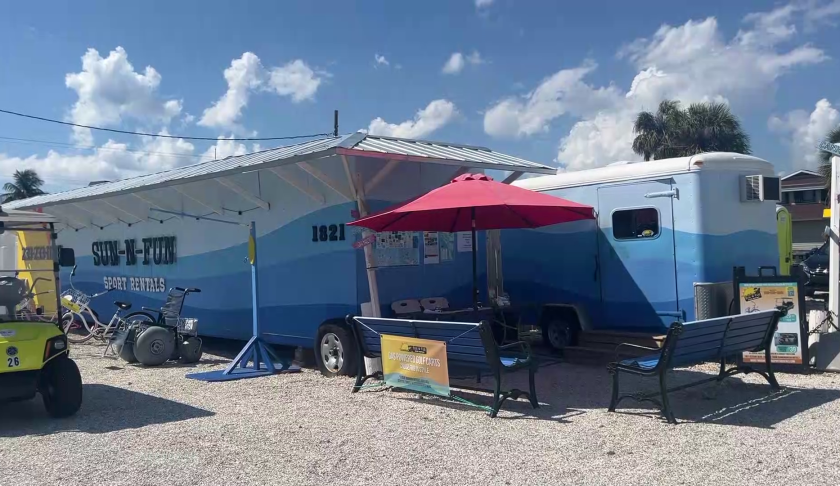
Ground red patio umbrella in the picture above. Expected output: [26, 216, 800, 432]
[348, 173, 595, 310]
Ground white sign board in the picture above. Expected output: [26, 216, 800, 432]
[457, 232, 473, 252]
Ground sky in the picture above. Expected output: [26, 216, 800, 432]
[1, 0, 840, 193]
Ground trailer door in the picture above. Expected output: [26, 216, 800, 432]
[597, 180, 679, 330]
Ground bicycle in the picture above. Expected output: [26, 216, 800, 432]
[12, 275, 58, 323]
[60, 265, 156, 345]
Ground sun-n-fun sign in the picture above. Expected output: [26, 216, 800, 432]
[92, 236, 176, 293]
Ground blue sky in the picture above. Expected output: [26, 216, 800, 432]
[1, 0, 839, 192]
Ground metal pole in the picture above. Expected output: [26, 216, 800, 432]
[472, 207, 478, 311]
[249, 221, 259, 337]
[334, 110, 339, 137]
[830, 156, 840, 320]
[50, 222, 61, 327]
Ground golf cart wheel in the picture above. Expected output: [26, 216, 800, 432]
[117, 326, 138, 363]
[133, 326, 175, 366]
[40, 356, 83, 418]
[178, 337, 203, 364]
[542, 318, 579, 351]
[316, 324, 357, 377]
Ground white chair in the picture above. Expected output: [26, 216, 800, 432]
[420, 297, 449, 312]
[391, 299, 422, 316]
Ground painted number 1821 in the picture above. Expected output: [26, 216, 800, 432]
[311, 224, 346, 242]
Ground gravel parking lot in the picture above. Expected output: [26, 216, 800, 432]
[2, 342, 840, 486]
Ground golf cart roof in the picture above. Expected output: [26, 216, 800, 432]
[0, 206, 58, 225]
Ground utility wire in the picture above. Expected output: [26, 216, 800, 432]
[0, 108, 335, 141]
[0, 135, 210, 160]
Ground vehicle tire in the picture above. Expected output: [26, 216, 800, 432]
[316, 324, 357, 377]
[178, 337, 203, 364]
[61, 312, 93, 344]
[40, 357, 83, 418]
[542, 318, 578, 351]
[116, 326, 138, 363]
[133, 326, 175, 366]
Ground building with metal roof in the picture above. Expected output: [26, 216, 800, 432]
[4, 132, 554, 215]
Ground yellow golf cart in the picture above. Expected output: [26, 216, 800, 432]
[0, 206, 80, 417]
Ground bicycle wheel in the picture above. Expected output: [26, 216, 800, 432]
[62, 311, 94, 344]
[124, 311, 156, 329]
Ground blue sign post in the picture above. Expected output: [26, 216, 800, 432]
[146, 209, 300, 381]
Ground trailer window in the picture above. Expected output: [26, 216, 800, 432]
[612, 208, 659, 240]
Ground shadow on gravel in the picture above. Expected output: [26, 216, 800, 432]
[373, 363, 840, 427]
[0, 384, 214, 438]
[561, 365, 840, 428]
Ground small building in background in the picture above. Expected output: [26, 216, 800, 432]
[780, 169, 827, 260]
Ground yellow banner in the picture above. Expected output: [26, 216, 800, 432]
[381, 334, 450, 396]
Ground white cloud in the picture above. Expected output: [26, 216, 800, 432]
[199, 54, 323, 133]
[374, 54, 389, 67]
[0, 130, 197, 189]
[483, 6, 831, 171]
[368, 99, 458, 138]
[769, 99, 840, 169]
[466, 50, 485, 65]
[201, 136, 261, 161]
[198, 52, 264, 131]
[65, 47, 182, 145]
[483, 62, 621, 138]
[442, 53, 465, 75]
[267, 60, 323, 103]
[442, 50, 485, 75]
[475, 0, 493, 9]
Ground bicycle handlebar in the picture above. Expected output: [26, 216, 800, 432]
[90, 288, 115, 299]
[28, 277, 53, 291]
[175, 287, 201, 293]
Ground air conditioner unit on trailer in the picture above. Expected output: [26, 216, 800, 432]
[740, 174, 781, 202]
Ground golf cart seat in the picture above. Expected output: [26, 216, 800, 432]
[0, 276, 27, 315]
[114, 301, 132, 311]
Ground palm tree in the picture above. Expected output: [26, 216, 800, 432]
[817, 125, 840, 184]
[1, 169, 46, 203]
[632, 100, 751, 161]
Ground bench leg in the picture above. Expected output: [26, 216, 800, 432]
[659, 371, 677, 424]
[608, 366, 619, 412]
[528, 365, 539, 409]
[490, 373, 502, 418]
[764, 345, 781, 390]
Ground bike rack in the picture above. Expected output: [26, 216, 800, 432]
[145, 209, 301, 381]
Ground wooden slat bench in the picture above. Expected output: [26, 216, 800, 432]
[607, 306, 788, 424]
[348, 316, 539, 417]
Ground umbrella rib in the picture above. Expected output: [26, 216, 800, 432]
[378, 211, 414, 232]
[506, 205, 540, 228]
[449, 207, 463, 233]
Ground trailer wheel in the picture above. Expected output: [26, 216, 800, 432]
[542, 318, 578, 351]
[316, 324, 357, 377]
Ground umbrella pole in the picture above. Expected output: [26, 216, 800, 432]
[472, 207, 478, 312]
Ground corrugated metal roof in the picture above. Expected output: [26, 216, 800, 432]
[345, 135, 555, 173]
[5, 132, 555, 209]
[0, 207, 59, 224]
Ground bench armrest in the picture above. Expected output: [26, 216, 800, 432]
[499, 340, 533, 357]
[614, 343, 661, 362]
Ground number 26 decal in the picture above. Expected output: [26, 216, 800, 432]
[311, 224, 346, 242]
[7, 357, 20, 367]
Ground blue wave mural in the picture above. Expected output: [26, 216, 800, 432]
[502, 226, 777, 332]
[62, 202, 485, 346]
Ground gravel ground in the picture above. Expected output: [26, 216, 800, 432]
[2, 342, 840, 486]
